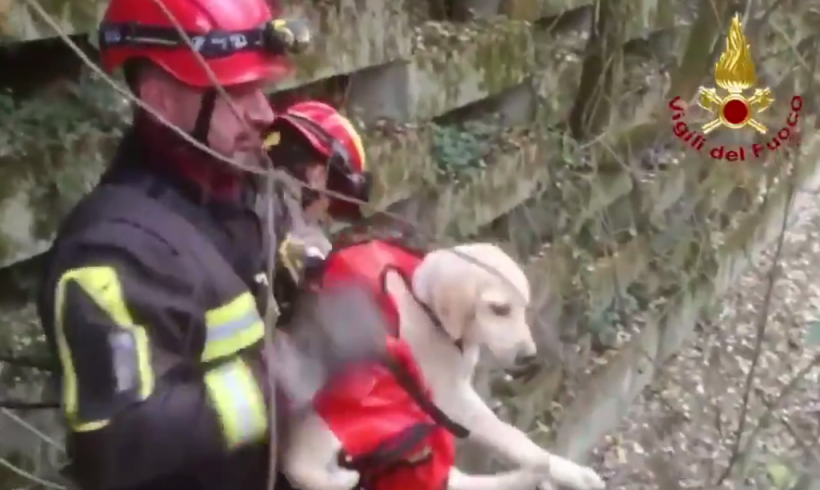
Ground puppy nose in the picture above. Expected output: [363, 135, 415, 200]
[514, 352, 537, 366]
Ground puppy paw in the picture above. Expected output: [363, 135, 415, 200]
[329, 469, 361, 490]
[547, 458, 605, 490]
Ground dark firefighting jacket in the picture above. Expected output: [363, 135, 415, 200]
[37, 134, 281, 490]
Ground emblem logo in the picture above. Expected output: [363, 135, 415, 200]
[697, 14, 774, 134]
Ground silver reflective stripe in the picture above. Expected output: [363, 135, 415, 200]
[109, 330, 139, 393]
[207, 310, 261, 343]
[220, 366, 258, 443]
[208, 361, 265, 446]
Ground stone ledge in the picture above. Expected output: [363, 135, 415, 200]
[433, 134, 553, 238]
[364, 126, 437, 212]
[0, 193, 54, 269]
[0, 124, 434, 268]
[1, 0, 415, 81]
[515, 156, 733, 328]
[503, 0, 592, 21]
[0, 0, 105, 43]
[412, 20, 536, 120]
[347, 19, 535, 122]
[536, 36, 585, 123]
[273, 0, 414, 91]
[621, 0, 677, 43]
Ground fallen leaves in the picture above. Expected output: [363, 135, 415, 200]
[593, 201, 820, 489]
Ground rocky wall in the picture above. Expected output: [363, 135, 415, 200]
[0, 0, 813, 485]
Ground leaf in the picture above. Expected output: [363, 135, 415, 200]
[767, 462, 796, 489]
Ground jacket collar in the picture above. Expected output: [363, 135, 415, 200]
[108, 119, 258, 211]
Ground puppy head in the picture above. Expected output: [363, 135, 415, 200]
[414, 243, 536, 368]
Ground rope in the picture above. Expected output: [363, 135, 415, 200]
[0, 409, 64, 452]
[0, 457, 66, 490]
[15, 3, 557, 490]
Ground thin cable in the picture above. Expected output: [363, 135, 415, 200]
[0, 457, 66, 490]
[0, 408, 64, 452]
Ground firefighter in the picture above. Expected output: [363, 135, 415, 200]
[34, 0, 327, 489]
[264, 101, 372, 319]
[265, 101, 371, 225]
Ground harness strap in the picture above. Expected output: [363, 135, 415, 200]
[381, 357, 469, 439]
[381, 265, 464, 352]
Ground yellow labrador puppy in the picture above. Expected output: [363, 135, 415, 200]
[282, 242, 605, 490]
[403, 243, 604, 490]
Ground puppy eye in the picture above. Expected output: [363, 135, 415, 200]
[489, 303, 511, 316]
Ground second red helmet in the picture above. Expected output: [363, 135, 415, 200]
[271, 102, 372, 220]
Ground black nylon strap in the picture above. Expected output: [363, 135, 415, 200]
[99, 22, 271, 59]
[98, 19, 309, 59]
[339, 422, 436, 483]
[382, 357, 469, 439]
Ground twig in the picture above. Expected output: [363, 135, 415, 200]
[714, 165, 794, 486]
[737, 353, 820, 459]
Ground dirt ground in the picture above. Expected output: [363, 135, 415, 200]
[594, 192, 820, 489]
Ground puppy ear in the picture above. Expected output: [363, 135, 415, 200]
[430, 271, 478, 341]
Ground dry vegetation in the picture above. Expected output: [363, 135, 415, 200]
[594, 184, 820, 489]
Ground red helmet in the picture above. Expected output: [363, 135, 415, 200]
[269, 101, 371, 220]
[98, 0, 308, 87]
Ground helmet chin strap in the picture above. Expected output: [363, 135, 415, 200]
[192, 88, 218, 143]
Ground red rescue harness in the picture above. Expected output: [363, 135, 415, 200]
[313, 239, 469, 490]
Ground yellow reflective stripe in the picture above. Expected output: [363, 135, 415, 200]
[202, 292, 265, 361]
[204, 358, 267, 448]
[54, 266, 155, 429]
[74, 420, 109, 432]
[335, 114, 366, 171]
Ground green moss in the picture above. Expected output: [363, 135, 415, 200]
[1, 0, 103, 42]
[0, 76, 125, 264]
[411, 20, 534, 117]
[472, 21, 534, 94]
[362, 123, 436, 207]
[502, 0, 543, 20]
[269, 0, 412, 92]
